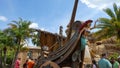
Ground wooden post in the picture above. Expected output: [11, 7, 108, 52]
[67, 0, 79, 40]
[59, 26, 63, 47]
[79, 49, 85, 68]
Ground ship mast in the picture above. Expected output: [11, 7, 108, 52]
[67, 0, 79, 40]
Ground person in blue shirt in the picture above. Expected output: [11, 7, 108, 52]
[98, 53, 112, 68]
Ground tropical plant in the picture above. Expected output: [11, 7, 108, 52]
[94, 3, 120, 41]
[4, 18, 34, 68]
[109, 52, 119, 60]
[0, 30, 15, 68]
[31, 31, 41, 46]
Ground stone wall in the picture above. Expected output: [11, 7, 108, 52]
[17, 46, 41, 68]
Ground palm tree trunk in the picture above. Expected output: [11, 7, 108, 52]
[0, 49, 2, 68]
[11, 39, 21, 68]
[3, 47, 7, 68]
[3, 53, 6, 68]
[11, 46, 20, 68]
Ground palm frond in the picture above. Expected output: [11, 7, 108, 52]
[103, 8, 115, 18]
[116, 8, 120, 22]
[113, 3, 118, 16]
[98, 18, 110, 24]
[95, 3, 120, 40]
[8, 23, 17, 28]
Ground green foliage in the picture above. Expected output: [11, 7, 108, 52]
[1, 48, 14, 65]
[109, 52, 119, 60]
[6, 50, 14, 65]
[20, 47, 29, 51]
[31, 32, 41, 46]
[94, 3, 120, 41]
[4, 18, 36, 48]
[0, 18, 37, 67]
[103, 8, 115, 18]
[7, 18, 36, 68]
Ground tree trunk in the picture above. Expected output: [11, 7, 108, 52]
[3, 47, 7, 68]
[0, 49, 2, 68]
[3, 53, 6, 68]
[11, 37, 21, 68]
[11, 45, 20, 68]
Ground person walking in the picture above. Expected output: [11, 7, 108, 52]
[23, 59, 28, 68]
[14, 58, 21, 68]
[27, 58, 35, 68]
[98, 53, 112, 68]
[110, 57, 120, 68]
[92, 59, 98, 68]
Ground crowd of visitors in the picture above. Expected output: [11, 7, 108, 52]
[92, 53, 120, 68]
[14, 58, 36, 68]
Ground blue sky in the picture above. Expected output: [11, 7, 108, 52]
[0, 0, 120, 36]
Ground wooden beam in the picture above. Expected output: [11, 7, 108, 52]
[67, 0, 79, 40]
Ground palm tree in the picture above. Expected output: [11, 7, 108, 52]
[4, 18, 34, 68]
[31, 30, 40, 47]
[94, 3, 120, 41]
[0, 30, 4, 68]
[0, 30, 15, 68]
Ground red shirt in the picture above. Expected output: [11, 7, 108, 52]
[14, 59, 20, 68]
[27, 60, 35, 68]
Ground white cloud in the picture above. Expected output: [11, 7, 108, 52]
[80, 0, 120, 10]
[29, 23, 39, 29]
[40, 27, 45, 31]
[29, 22, 47, 32]
[0, 16, 8, 22]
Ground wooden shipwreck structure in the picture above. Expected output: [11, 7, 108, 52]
[34, 0, 88, 68]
